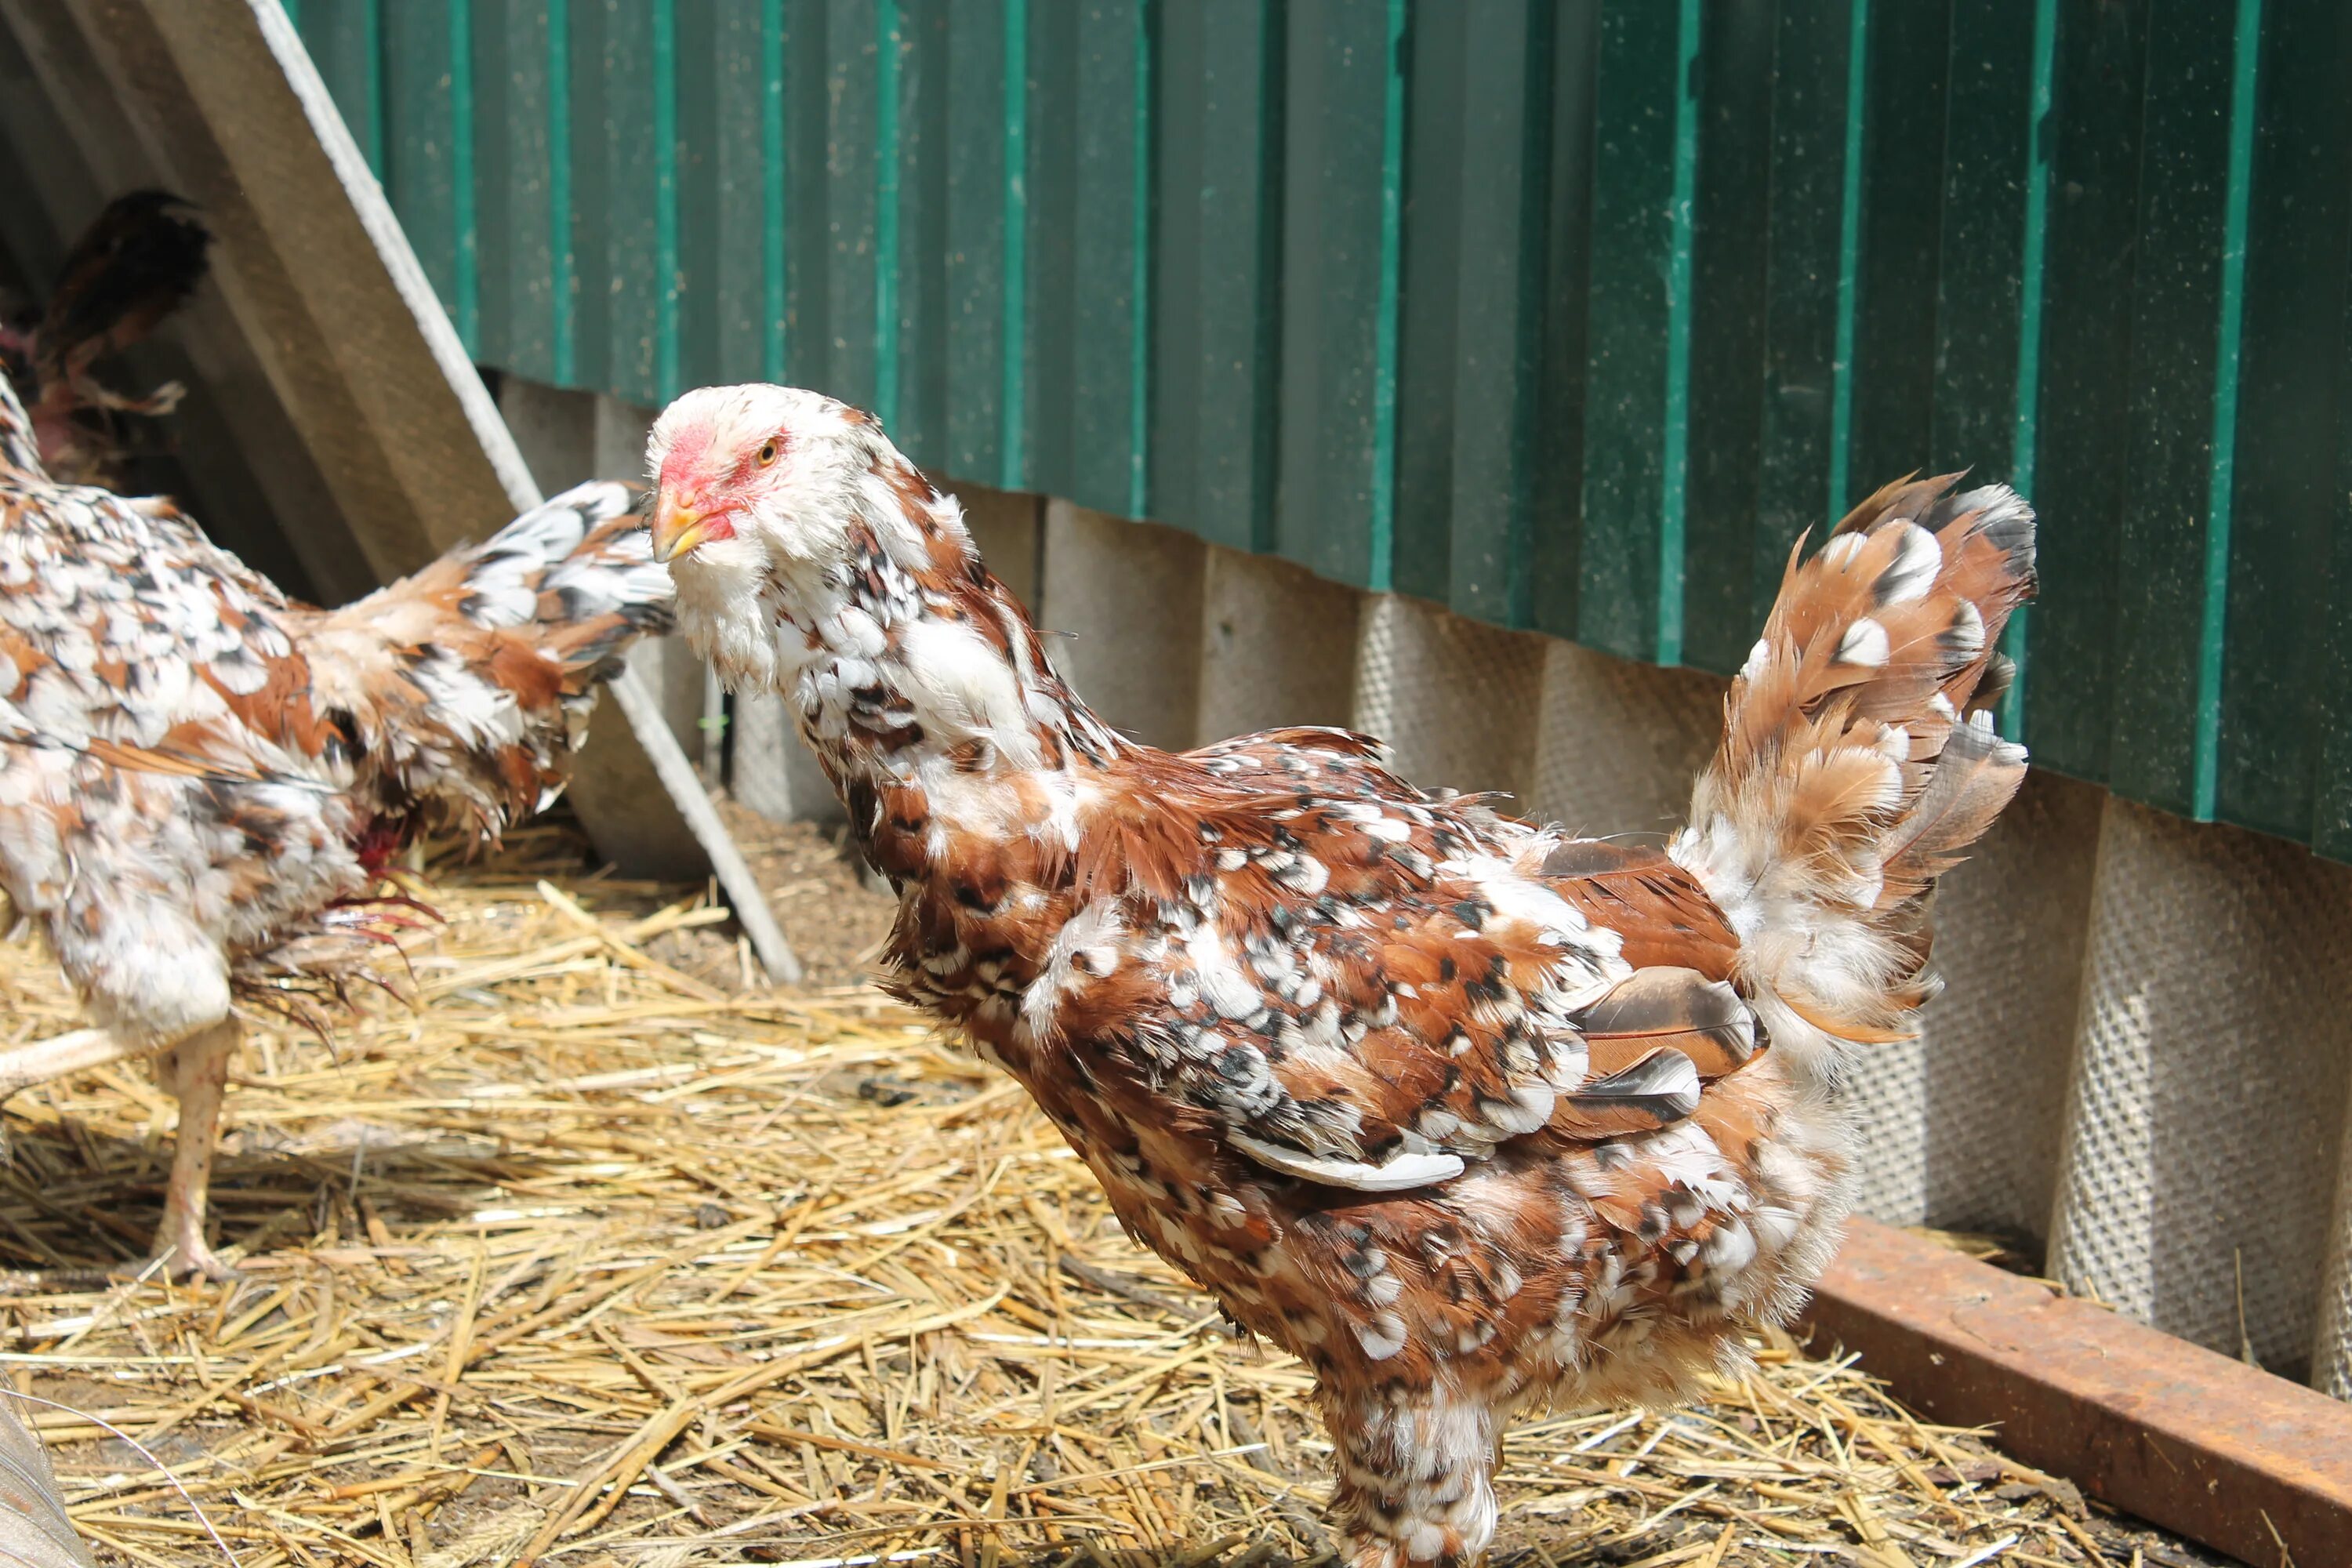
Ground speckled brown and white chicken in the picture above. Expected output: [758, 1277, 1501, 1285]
[0, 371, 670, 1279]
[648, 383, 2035, 1567]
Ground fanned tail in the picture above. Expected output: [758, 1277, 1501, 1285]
[301, 481, 675, 840]
[1669, 474, 2037, 1073]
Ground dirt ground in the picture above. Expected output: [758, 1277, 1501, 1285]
[0, 813, 2233, 1568]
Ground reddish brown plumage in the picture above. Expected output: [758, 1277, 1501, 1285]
[654, 384, 2038, 1567]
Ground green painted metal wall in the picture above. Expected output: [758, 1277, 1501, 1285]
[285, 0, 2352, 859]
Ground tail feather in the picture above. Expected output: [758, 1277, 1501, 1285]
[1672, 475, 2035, 1065]
[302, 481, 674, 837]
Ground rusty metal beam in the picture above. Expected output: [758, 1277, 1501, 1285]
[1801, 1218, 2352, 1568]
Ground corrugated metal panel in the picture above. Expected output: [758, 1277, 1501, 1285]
[292, 0, 2352, 857]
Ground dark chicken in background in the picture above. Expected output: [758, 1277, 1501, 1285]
[0, 189, 212, 487]
[648, 383, 2036, 1568]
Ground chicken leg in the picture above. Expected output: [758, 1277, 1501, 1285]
[151, 1019, 238, 1280]
[0, 1018, 242, 1279]
[1323, 1385, 1501, 1568]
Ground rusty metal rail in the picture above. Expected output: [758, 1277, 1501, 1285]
[1800, 1218, 2352, 1567]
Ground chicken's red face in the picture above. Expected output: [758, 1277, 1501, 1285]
[647, 383, 964, 695]
[645, 383, 876, 572]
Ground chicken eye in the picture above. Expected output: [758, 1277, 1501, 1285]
[757, 440, 780, 466]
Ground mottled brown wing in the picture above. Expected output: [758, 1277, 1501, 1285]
[294, 481, 668, 833]
[1076, 736, 1763, 1192]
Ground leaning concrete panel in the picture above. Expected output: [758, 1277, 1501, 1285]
[1196, 546, 1363, 744]
[1353, 594, 1544, 804]
[946, 480, 1044, 615]
[1039, 500, 1206, 752]
[10, 0, 517, 574]
[2050, 800, 2352, 1381]
[1844, 769, 2102, 1239]
[2321, 1111, 2352, 1399]
[1525, 641, 1722, 837]
[0, 0, 371, 603]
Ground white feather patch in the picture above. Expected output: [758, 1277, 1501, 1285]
[1947, 597, 1986, 658]
[1820, 534, 1867, 569]
[1835, 617, 1890, 668]
[1878, 521, 1942, 604]
[1226, 1131, 1465, 1192]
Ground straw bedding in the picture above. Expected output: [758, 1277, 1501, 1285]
[0, 816, 2223, 1567]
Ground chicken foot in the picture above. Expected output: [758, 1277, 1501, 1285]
[0, 1018, 242, 1279]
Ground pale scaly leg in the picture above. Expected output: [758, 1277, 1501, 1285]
[1324, 1385, 1501, 1568]
[151, 1018, 241, 1280]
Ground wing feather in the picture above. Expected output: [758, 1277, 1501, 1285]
[1078, 745, 1763, 1194]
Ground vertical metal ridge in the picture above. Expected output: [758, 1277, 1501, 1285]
[2002, 0, 2060, 743]
[653, 0, 681, 404]
[2194, 0, 2263, 821]
[1365, 0, 1409, 593]
[1002, 0, 1030, 490]
[1247, 1, 1288, 557]
[876, 0, 903, 430]
[449, 0, 477, 356]
[547, 0, 574, 387]
[1500, 0, 1559, 633]
[1128, 0, 1155, 519]
[761, 0, 786, 383]
[1656, 0, 1702, 666]
[1828, 0, 1869, 524]
[361, 0, 386, 176]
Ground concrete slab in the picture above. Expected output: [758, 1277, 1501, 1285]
[2049, 800, 2352, 1380]
[1352, 593, 1545, 804]
[1196, 546, 1362, 744]
[1039, 499, 1205, 752]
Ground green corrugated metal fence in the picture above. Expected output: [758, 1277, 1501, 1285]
[284, 0, 2352, 859]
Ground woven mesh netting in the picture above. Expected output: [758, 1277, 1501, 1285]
[2322, 1131, 2352, 1398]
[1352, 594, 1545, 801]
[1524, 641, 1722, 840]
[2050, 799, 2352, 1379]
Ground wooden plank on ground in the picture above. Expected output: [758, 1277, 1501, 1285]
[1801, 1216, 2352, 1568]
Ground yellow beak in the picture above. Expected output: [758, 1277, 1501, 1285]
[650, 492, 720, 564]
